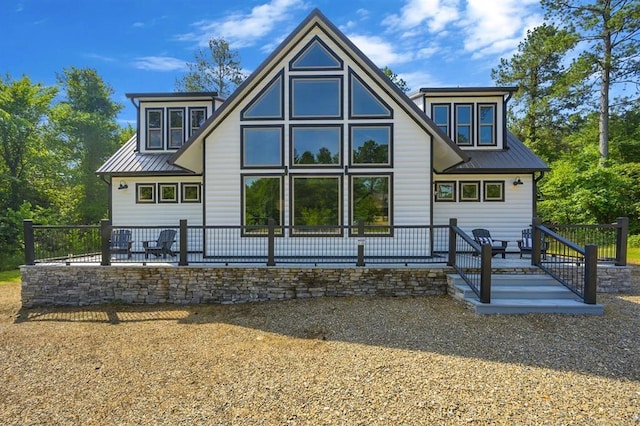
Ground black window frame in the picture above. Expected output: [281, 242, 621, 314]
[349, 173, 393, 236]
[459, 181, 480, 202]
[289, 174, 344, 236]
[349, 124, 393, 168]
[289, 35, 343, 71]
[158, 182, 179, 203]
[136, 183, 156, 204]
[189, 107, 207, 136]
[431, 103, 450, 137]
[434, 181, 456, 202]
[477, 103, 497, 146]
[348, 69, 393, 119]
[241, 174, 284, 236]
[454, 103, 473, 146]
[181, 183, 201, 203]
[145, 108, 164, 151]
[240, 125, 284, 169]
[167, 108, 185, 149]
[483, 180, 505, 202]
[290, 124, 343, 169]
[289, 75, 343, 120]
[241, 71, 284, 121]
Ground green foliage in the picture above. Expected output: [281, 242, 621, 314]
[0, 269, 20, 284]
[176, 38, 245, 97]
[628, 235, 640, 249]
[381, 67, 410, 93]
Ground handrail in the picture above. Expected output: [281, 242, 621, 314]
[533, 218, 597, 304]
[448, 218, 491, 303]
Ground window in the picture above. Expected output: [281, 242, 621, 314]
[351, 175, 391, 234]
[291, 175, 342, 234]
[181, 183, 201, 203]
[455, 104, 473, 146]
[189, 107, 206, 136]
[435, 181, 455, 202]
[350, 125, 392, 166]
[290, 37, 342, 70]
[291, 126, 341, 166]
[432, 104, 450, 136]
[478, 104, 496, 145]
[459, 181, 480, 202]
[241, 126, 283, 168]
[146, 109, 163, 150]
[241, 72, 283, 120]
[136, 183, 155, 203]
[349, 71, 392, 118]
[168, 109, 185, 149]
[484, 181, 504, 202]
[290, 77, 342, 119]
[243, 176, 283, 233]
[158, 183, 178, 203]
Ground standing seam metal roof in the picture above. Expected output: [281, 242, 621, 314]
[96, 137, 195, 175]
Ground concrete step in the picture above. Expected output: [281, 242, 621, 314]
[448, 274, 604, 315]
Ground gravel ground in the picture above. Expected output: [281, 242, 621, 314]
[1, 275, 639, 425]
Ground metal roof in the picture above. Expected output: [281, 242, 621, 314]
[443, 132, 549, 173]
[96, 137, 196, 176]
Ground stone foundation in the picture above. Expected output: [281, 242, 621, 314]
[20, 264, 632, 308]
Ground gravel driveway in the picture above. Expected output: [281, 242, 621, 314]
[1, 278, 639, 425]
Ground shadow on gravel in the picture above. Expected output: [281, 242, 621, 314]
[14, 292, 640, 382]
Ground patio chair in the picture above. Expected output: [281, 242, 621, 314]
[143, 229, 177, 259]
[110, 229, 133, 259]
[472, 228, 508, 258]
[517, 228, 549, 259]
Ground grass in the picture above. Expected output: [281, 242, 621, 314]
[0, 270, 20, 285]
[627, 247, 640, 266]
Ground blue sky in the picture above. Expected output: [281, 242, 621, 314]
[1, 0, 543, 125]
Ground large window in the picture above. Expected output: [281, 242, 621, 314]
[291, 176, 342, 234]
[290, 37, 342, 70]
[432, 104, 450, 136]
[241, 126, 283, 168]
[168, 108, 185, 149]
[350, 125, 392, 166]
[290, 77, 342, 119]
[146, 109, 163, 150]
[243, 176, 283, 231]
[291, 126, 341, 167]
[478, 104, 496, 145]
[455, 104, 473, 146]
[349, 72, 392, 118]
[351, 175, 391, 234]
[242, 73, 284, 120]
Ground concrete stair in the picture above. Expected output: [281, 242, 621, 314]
[448, 274, 604, 315]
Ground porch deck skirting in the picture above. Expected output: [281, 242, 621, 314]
[19, 264, 631, 308]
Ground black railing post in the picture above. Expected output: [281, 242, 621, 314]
[23, 219, 35, 265]
[480, 243, 492, 304]
[101, 219, 111, 266]
[532, 217, 542, 266]
[584, 244, 597, 304]
[267, 219, 275, 266]
[179, 219, 188, 266]
[615, 217, 628, 266]
[356, 220, 365, 267]
[448, 218, 457, 267]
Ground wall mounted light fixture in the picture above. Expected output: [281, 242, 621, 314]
[513, 177, 524, 186]
[118, 180, 128, 190]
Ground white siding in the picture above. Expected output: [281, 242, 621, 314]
[433, 173, 534, 245]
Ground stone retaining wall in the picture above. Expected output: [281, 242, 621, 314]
[20, 264, 632, 308]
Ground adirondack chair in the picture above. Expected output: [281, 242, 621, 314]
[472, 228, 508, 258]
[517, 228, 549, 259]
[110, 229, 133, 259]
[143, 229, 177, 259]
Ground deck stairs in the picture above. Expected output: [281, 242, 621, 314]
[448, 274, 604, 315]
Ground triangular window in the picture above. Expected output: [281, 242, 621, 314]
[290, 36, 342, 70]
[241, 71, 284, 120]
[349, 71, 393, 118]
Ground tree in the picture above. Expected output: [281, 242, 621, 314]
[52, 67, 123, 223]
[0, 75, 57, 210]
[381, 66, 410, 93]
[492, 24, 580, 163]
[176, 38, 246, 97]
[542, 0, 640, 166]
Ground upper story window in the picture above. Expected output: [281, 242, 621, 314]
[241, 125, 283, 168]
[478, 104, 496, 146]
[454, 104, 473, 146]
[146, 109, 163, 150]
[432, 104, 450, 136]
[168, 108, 185, 149]
[290, 36, 343, 71]
[349, 71, 392, 118]
[189, 107, 206, 136]
[350, 125, 392, 166]
[291, 125, 342, 167]
[241, 72, 284, 120]
[290, 77, 342, 119]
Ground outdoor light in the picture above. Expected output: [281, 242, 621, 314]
[118, 181, 129, 190]
[513, 177, 524, 186]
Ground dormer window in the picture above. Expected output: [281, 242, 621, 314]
[146, 109, 163, 150]
[454, 104, 473, 146]
[478, 104, 496, 146]
[432, 104, 450, 136]
[168, 108, 185, 149]
[189, 107, 206, 136]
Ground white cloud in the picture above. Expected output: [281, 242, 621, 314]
[348, 34, 414, 67]
[178, 0, 306, 49]
[383, 0, 461, 33]
[399, 70, 443, 92]
[133, 56, 187, 72]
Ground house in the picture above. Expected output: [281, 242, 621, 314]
[97, 9, 548, 254]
